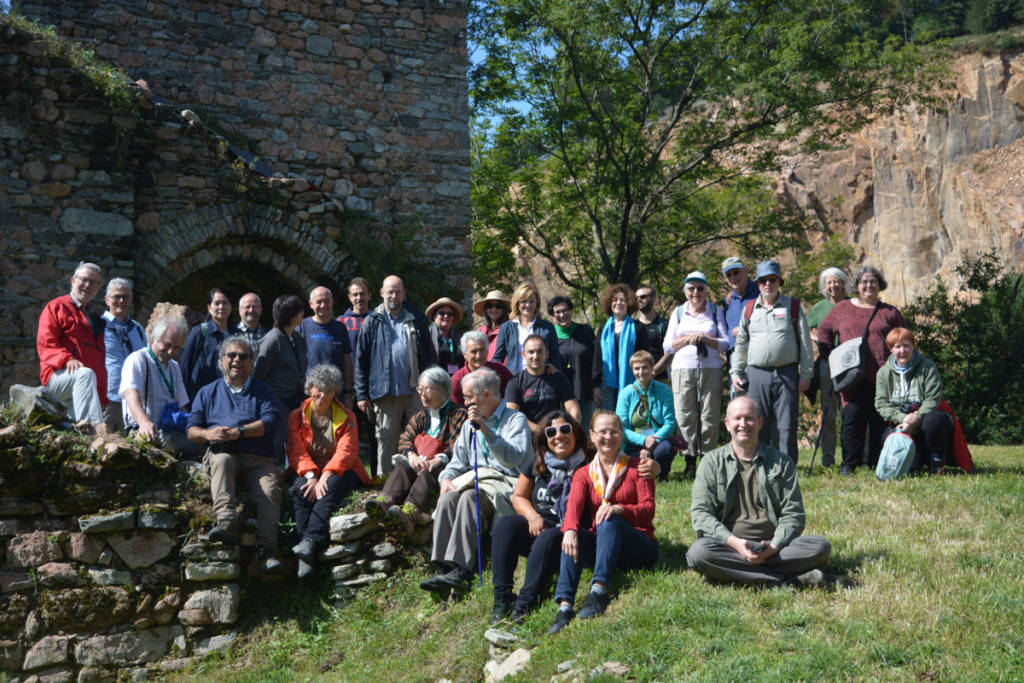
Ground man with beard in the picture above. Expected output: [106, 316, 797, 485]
[633, 286, 672, 383]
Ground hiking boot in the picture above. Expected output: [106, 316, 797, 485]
[296, 558, 314, 579]
[794, 568, 826, 588]
[386, 505, 415, 539]
[291, 538, 316, 559]
[491, 591, 516, 625]
[511, 603, 528, 626]
[420, 566, 473, 593]
[578, 590, 611, 619]
[208, 525, 239, 545]
[363, 496, 392, 523]
[258, 547, 284, 576]
[547, 607, 575, 635]
[839, 465, 854, 476]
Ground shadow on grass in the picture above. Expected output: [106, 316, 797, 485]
[826, 548, 889, 589]
[235, 568, 337, 633]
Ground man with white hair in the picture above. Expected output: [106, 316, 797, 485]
[420, 367, 533, 593]
[120, 315, 202, 460]
[450, 330, 513, 406]
[37, 262, 107, 424]
[236, 292, 267, 350]
[102, 277, 147, 431]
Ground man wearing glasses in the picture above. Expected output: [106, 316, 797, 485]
[187, 335, 284, 574]
[633, 286, 672, 383]
[101, 278, 147, 432]
[720, 257, 759, 351]
[36, 262, 108, 425]
[729, 261, 813, 464]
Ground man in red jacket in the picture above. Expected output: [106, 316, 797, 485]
[36, 263, 107, 424]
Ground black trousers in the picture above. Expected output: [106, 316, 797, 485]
[291, 469, 362, 547]
[381, 460, 441, 511]
[883, 410, 953, 471]
[490, 514, 564, 610]
[841, 381, 886, 469]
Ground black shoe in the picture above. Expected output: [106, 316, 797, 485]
[419, 574, 448, 593]
[491, 591, 516, 625]
[578, 590, 611, 619]
[840, 465, 854, 476]
[364, 496, 390, 522]
[437, 566, 473, 589]
[511, 604, 528, 626]
[547, 607, 575, 635]
[258, 548, 284, 576]
[683, 463, 697, 480]
[208, 525, 238, 545]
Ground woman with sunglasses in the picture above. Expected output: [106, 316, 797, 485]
[547, 411, 657, 634]
[489, 411, 594, 624]
[474, 290, 510, 360]
[663, 271, 729, 478]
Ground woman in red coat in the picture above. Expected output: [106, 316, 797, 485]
[547, 411, 658, 634]
[287, 364, 370, 578]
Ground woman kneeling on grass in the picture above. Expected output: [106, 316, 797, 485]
[490, 411, 594, 625]
[547, 411, 658, 634]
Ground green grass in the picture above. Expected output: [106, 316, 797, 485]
[166, 446, 1024, 682]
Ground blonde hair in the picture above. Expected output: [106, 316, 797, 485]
[510, 282, 541, 319]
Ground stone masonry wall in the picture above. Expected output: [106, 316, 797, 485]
[1, 1, 471, 395]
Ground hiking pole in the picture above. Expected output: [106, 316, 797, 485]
[470, 430, 484, 586]
[807, 379, 833, 476]
[694, 343, 706, 466]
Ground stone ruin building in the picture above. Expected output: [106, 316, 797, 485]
[1, 0, 471, 394]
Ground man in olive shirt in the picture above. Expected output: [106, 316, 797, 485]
[730, 260, 812, 463]
[687, 397, 830, 586]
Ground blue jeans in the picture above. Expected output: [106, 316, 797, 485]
[624, 439, 677, 480]
[553, 515, 658, 604]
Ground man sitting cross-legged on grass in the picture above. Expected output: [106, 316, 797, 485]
[686, 396, 831, 587]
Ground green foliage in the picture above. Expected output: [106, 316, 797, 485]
[470, 0, 930, 304]
[964, 0, 1022, 33]
[903, 251, 1024, 444]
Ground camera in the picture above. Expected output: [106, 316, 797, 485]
[899, 401, 920, 414]
[696, 341, 708, 358]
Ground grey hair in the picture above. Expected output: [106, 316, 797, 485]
[817, 268, 848, 297]
[74, 262, 103, 278]
[106, 277, 133, 296]
[461, 367, 500, 399]
[305, 363, 344, 396]
[148, 315, 188, 345]
[460, 329, 488, 354]
[418, 365, 452, 401]
[853, 265, 887, 292]
[217, 334, 254, 361]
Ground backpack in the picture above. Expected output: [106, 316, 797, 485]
[875, 429, 917, 480]
[674, 301, 721, 339]
[742, 297, 802, 354]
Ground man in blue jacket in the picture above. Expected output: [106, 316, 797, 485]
[354, 275, 437, 476]
[187, 335, 283, 574]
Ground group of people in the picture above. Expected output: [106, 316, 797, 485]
[34, 254, 967, 630]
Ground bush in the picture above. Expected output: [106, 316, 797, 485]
[903, 251, 1024, 444]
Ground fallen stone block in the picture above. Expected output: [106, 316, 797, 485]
[484, 648, 531, 682]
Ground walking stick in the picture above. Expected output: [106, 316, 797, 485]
[807, 379, 833, 476]
[470, 430, 483, 586]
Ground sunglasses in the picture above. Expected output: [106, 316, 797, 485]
[545, 423, 573, 438]
[757, 277, 780, 285]
[225, 352, 251, 360]
[485, 303, 504, 309]
[436, 310, 454, 317]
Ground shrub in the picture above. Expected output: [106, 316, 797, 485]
[903, 250, 1024, 443]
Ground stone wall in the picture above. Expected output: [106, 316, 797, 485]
[1, 0, 471, 394]
[0, 398, 430, 680]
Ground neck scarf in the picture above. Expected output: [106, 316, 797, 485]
[589, 452, 629, 504]
[891, 349, 918, 373]
[555, 322, 576, 340]
[600, 316, 636, 389]
[542, 449, 587, 521]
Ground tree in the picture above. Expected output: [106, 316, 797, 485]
[470, 0, 930, 306]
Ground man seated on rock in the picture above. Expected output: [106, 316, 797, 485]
[102, 277, 147, 432]
[450, 330, 513, 407]
[687, 396, 831, 587]
[186, 335, 284, 574]
[37, 262, 108, 426]
[420, 367, 534, 593]
[120, 314, 203, 461]
[504, 334, 581, 435]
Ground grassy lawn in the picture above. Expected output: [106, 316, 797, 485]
[169, 446, 1024, 682]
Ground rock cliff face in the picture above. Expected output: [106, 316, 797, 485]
[779, 49, 1024, 306]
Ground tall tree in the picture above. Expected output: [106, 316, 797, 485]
[470, 0, 929, 305]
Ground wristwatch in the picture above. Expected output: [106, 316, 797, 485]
[237, 423, 246, 438]
[304, 472, 316, 480]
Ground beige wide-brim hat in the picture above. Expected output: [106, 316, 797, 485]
[473, 289, 510, 317]
[426, 297, 464, 325]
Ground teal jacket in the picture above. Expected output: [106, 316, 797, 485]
[690, 443, 805, 549]
[874, 351, 943, 424]
[615, 379, 677, 447]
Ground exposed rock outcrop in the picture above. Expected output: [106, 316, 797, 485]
[779, 49, 1024, 306]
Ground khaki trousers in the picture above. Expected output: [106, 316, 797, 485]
[671, 366, 722, 459]
[205, 450, 282, 550]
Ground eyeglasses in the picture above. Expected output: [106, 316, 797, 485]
[544, 424, 573, 438]
[860, 279, 879, 286]
[225, 352, 251, 360]
[75, 276, 100, 286]
[108, 294, 130, 301]
[685, 285, 706, 292]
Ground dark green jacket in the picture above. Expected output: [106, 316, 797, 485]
[690, 443, 805, 549]
[873, 351, 943, 424]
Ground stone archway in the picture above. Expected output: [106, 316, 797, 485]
[135, 201, 355, 318]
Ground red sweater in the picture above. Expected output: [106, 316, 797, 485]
[816, 299, 904, 403]
[561, 456, 656, 539]
[37, 295, 107, 402]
